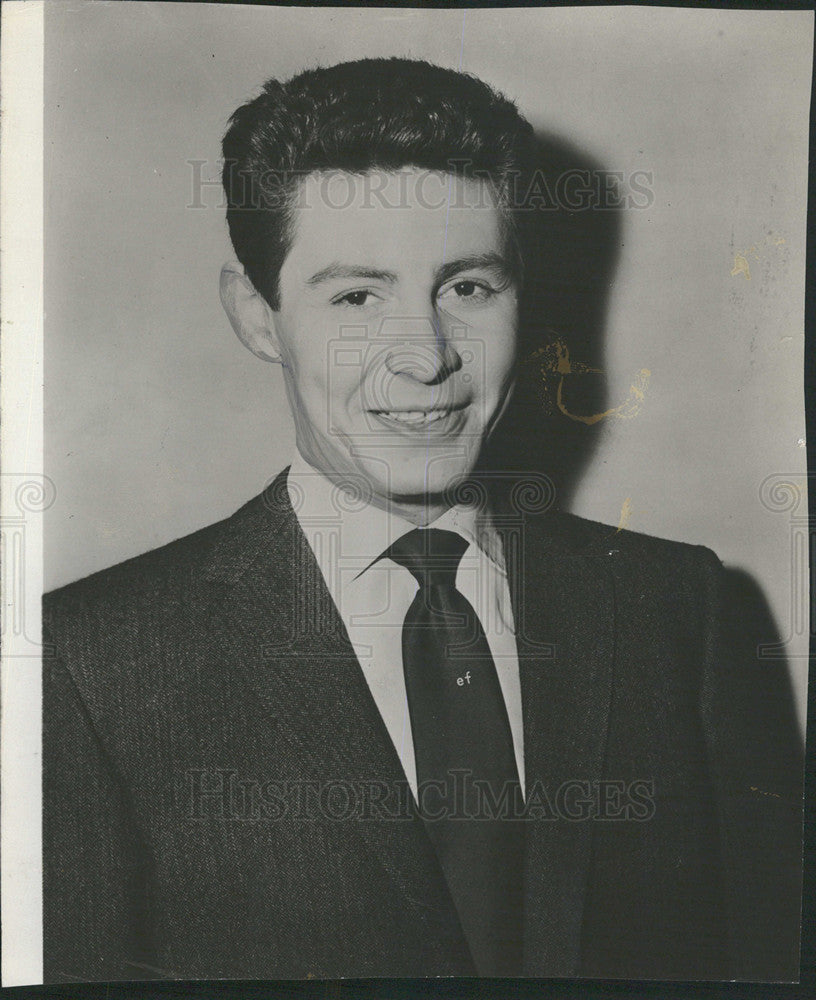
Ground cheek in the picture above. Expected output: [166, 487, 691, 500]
[296, 353, 362, 417]
[282, 337, 330, 395]
[472, 315, 518, 397]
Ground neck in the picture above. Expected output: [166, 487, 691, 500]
[329, 472, 451, 526]
[289, 453, 455, 527]
[370, 492, 450, 527]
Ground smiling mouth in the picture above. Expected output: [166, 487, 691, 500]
[368, 406, 468, 432]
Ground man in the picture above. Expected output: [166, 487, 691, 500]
[43, 58, 802, 983]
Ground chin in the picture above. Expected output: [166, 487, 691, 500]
[376, 455, 476, 504]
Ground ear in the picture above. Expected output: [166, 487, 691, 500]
[219, 262, 282, 362]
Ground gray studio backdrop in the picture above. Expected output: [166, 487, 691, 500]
[44, 3, 811, 727]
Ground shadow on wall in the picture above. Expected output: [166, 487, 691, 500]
[721, 565, 803, 753]
[483, 130, 623, 512]
[483, 134, 804, 752]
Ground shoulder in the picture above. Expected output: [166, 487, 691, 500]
[527, 507, 720, 568]
[521, 508, 724, 613]
[43, 473, 293, 626]
[45, 505, 234, 620]
[42, 475, 295, 724]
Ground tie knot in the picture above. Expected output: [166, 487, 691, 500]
[385, 528, 468, 588]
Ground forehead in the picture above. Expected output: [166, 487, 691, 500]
[282, 168, 506, 276]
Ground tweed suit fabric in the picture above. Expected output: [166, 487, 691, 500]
[42, 469, 803, 983]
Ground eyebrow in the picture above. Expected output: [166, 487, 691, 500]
[305, 253, 513, 290]
[434, 253, 513, 287]
[306, 264, 399, 286]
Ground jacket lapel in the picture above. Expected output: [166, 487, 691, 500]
[498, 506, 616, 976]
[199, 470, 614, 975]
[201, 470, 473, 972]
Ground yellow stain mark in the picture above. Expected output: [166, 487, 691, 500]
[731, 253, 751, 280]
[749, 785, 781, 799]
[557, 367, 651, 425]
[526, 339, 651, 425]
[732, 232, 788, 278]
[538, 340, 603, 377]
[616, 497, 633, 533]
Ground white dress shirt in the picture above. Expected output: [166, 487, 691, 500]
[287, 452, 525, 797]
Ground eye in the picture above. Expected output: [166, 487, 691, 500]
[453, 280, 482, 298]
[438, 279, 497, 305]
[332, 289, 379, 308]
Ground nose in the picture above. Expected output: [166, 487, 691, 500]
[380, 314, 462, 386]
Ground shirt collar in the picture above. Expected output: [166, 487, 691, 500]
[286, 451, 505, 575]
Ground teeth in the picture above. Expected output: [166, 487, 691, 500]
[378, 409, 449, 425]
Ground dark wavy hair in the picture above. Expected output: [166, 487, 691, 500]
[222, 57, 535, 309]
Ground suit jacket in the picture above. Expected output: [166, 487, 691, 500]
[42, 468, 803, 983]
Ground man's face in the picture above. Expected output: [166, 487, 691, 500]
[273, 167, 519, 511]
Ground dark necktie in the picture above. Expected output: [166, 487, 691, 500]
[386, 527, 524, 975]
